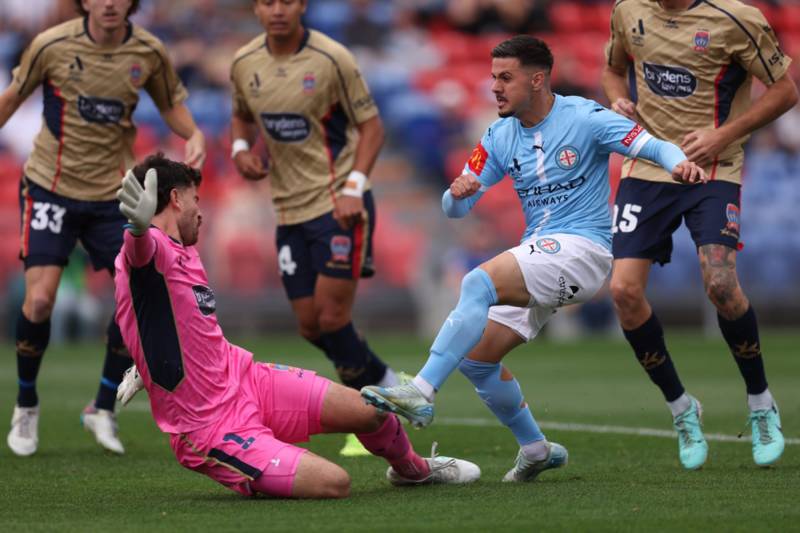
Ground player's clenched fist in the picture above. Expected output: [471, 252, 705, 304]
[671, 160, 708, 185]
[450, 173, 481, 199]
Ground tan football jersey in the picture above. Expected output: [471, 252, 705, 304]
[12, 17, 188, 201]
[606, 0, 790, 184]
[231, 29, 379, 226]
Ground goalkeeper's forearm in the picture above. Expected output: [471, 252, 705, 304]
[123, 228, 157, 269]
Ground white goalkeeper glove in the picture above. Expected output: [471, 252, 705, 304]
[116, 365, 144, 406]
[117, 168, 158, 235]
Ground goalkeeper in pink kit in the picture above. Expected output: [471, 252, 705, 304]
[113, 153, 479, 498]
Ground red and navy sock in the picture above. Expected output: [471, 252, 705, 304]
[623, 312, 685, 402]
[94, 318, 132, 412]
[717, 305, 768, 395]
[16, 311, 50, 408]
[319, 323, 387, 389]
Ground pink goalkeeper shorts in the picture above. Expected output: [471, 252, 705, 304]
[170, 362, 331, 497]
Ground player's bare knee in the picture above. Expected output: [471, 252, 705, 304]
[609, 278, 645, 310]
[23, 292, 56, 322]
[704, 269, 739, 309]
[316, 309, 350, 333]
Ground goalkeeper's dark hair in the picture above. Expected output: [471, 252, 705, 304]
[132, 152, 202, 215]
[492, 35, 553, 73]
[74, 0, 140, 18]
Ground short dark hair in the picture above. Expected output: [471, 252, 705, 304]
[491, 35, 554, 73]
[132, 153, 202, 215]
[74, 0, 140, 18]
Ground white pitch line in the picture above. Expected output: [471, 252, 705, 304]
[113, 405, 799, 446]
[437, 416, 800, 445]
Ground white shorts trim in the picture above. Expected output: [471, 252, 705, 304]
[487, 233, 612, 342]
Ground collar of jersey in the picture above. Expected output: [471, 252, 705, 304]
[517, 93, 561, 134]
[82, 16, 133, 45]
[659, 0, 703, 12]
[265, 28, 310, 56]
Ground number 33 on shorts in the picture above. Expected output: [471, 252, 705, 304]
[30, 202, 67, 234]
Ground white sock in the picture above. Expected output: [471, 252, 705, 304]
[378, 368, 399, 388]
[667, 393, 692, 418]
[412, 375, 435, 401]
[521, 440, 549, 461]
[747, 389, 774, 411]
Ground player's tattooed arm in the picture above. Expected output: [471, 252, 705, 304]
[698, 244, 749, 319]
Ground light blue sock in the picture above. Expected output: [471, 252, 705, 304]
[459, 359, 544, 446]
[418, 268, 498, 390]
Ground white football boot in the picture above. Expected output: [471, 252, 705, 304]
[8, 405, 39, 456]
[387, 442, 481, 486]
[81, 404, 125, 455]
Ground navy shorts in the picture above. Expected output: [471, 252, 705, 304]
[612, 178, 741, 265]
[276, 191, 376, 300]
[19, 176, 125, 272]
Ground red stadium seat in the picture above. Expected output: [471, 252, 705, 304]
[587, 4, 612, 34]
[549, 2, 588, 34]
[373, 209, 425, 287]
[773, 5, 800, 34]
[431, 31, 476, 64]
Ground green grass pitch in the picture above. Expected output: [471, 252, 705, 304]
[2, 332, 798, 532]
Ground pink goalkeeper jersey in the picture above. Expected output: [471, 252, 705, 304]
[114, 227, 253, 434]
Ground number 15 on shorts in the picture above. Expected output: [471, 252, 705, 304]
[613, 203, 642, 234]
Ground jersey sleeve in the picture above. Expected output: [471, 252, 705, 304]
[729, 6, 791, 85]
[123, 229, 177, 272]
[443, 127, 505, 218]
[605, 2, 630, 71]
[144, 42, 189, 111]
[11, 33, 51, 99]
[587, 103, 686, 172]
[333, 48, 378, 125]
[586, 104, 655, 159]
[230, 64, 254, 121]
[463, 127, 505, 187]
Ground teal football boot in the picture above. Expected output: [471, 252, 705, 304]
[502, 442, 568, 482]
[673, 396, 708, 470]
[749, 404, 784, 467]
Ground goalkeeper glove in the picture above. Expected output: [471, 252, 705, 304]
[116, 365, 144, 406]
[117, 168, 158, 235]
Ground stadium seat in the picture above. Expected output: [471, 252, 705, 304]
[549, 2, 588, 34]
[774, 5, 800, 34]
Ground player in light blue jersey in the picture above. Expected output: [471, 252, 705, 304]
[362, 36, 706, 481]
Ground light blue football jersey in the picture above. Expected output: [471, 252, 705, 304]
[463, 94, 661, 250]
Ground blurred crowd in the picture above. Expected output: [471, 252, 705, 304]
[1, 0, 800, 337]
